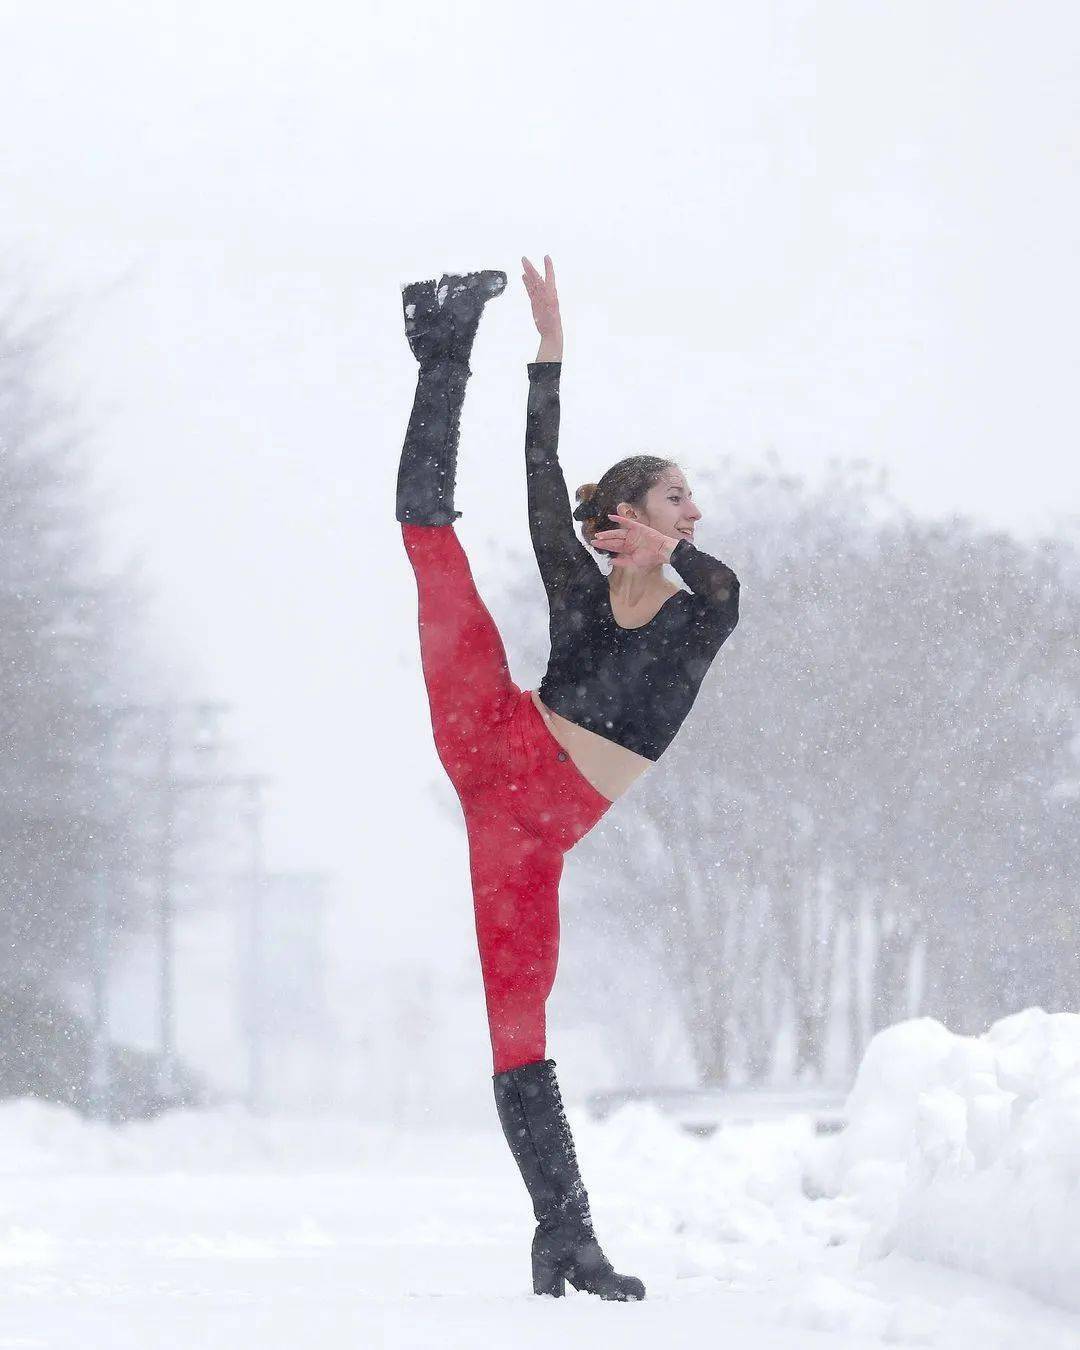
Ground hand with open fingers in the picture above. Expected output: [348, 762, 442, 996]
[592, 513, 676, 570]
[521, 254, 562, 341]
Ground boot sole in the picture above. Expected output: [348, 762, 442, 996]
[437, 270, 508, 306]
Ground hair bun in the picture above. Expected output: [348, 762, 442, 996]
[573, 483, 601, 521]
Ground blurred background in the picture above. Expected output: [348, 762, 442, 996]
[1, 0, 1077, 1129]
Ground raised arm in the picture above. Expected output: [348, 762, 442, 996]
[525, 363, 593, 600]
[522, 255, 593, 600]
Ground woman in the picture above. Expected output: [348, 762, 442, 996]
[397, 258, 740, 1302]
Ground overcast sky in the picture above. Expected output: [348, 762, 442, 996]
[2, 1, 1079, 985]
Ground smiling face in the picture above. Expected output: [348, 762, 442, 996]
[618, 466, 702, 544]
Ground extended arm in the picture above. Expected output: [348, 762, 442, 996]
[521, 255, 592, 599]
[525, 362, 594, 600]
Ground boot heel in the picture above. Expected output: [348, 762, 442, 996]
[532, 1252, 566, 1297]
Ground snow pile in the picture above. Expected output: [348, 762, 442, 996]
[3, 1011, 1080, 1335]
[575, 1101, 816, 1247]
[814, 1007, 1080, 1313]
[575, 1105, 966, 1343]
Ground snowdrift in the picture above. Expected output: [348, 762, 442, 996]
[1, 1005, 1078, 1323]
[813, 1007, 1080, 1313]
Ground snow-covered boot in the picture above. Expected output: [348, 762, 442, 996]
[401, 276, 451, 366]
[396, 271, 505, 525]
[436, 270, 507, 372]
[493, 1057, 646, 1301]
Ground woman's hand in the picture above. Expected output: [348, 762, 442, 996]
[522, 254, 563, 362]
[592, 513, 678, 570]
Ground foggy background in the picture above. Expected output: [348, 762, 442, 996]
[1, 0, 1078, 1126]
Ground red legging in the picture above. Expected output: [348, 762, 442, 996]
[402, 523, 613, 1074]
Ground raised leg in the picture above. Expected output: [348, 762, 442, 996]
[402, 524, 519, 794]
[396, 271, 506, 526]
[396, 355, 469, 527]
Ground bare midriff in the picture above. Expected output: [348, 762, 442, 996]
[530, 690, 652, 803]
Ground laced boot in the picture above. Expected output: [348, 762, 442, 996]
[493, 1057, 646, 1301]
[436, 270, 507, 372]
[396, 272, 505, 525]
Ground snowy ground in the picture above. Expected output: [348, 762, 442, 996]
[2, 1023, 1079, 1350]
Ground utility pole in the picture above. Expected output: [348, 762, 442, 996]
[155, 703, 179, 1099]
[86, 867, 113, 1119]
[95, 698, 235, 1106]
[244, 778, 266, 1114]
[150, 700, 240, 1101]
[61, 684, 275, 1116]
[79, 701, 134, 1122]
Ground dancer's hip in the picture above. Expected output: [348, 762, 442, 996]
[489, 688, 612, 853]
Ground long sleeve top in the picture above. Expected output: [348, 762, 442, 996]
[526, 361, 740, 761]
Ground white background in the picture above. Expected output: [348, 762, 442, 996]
[2, 0, 1078, 1084]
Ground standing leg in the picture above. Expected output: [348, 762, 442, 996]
[493, 1058, 646, 1300]
[462, 793, 565, 1074]
[463, 790, 646, 1302]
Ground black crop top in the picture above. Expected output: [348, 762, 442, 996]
[525, 362, 740, 762]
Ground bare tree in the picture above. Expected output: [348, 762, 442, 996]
[467, 454, 1080, 1087]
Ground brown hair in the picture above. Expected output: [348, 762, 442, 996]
[572, 455, 677, 555]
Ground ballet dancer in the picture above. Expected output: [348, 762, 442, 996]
[397, 257, 740, 1300]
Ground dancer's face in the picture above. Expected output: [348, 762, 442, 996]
[618, 468, 702, 544]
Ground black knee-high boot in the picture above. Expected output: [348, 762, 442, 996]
[396, 270, 506, 526]
[493, 1058, 646, 1301]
